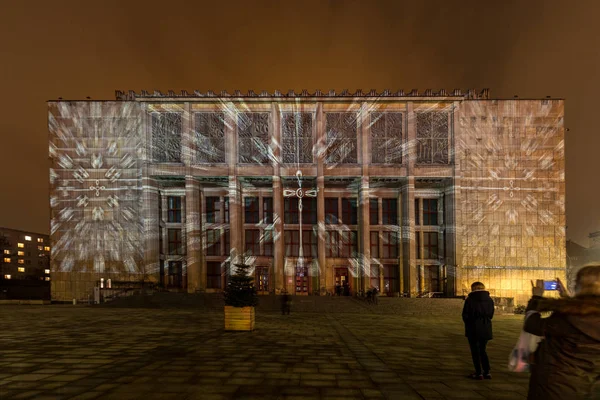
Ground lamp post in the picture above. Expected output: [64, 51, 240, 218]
[283, 170, 318, 293]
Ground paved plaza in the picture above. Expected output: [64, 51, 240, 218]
[0, 304, 530, 400]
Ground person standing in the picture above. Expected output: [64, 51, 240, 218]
[462, 281, 495, 380]
[525, 266, 600, 400]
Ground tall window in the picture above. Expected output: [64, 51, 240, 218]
[341, 199, 358, 225]
[263, 197, 273, 224]
[152, 113, 182, 162]
[206, 262, 222, 289]
[371, 112, 403, 164]
[244, 197, 259, 224]
[302, 230, 317, 258]
[415, 199, 420, 225]
[167, 196, 181, 223]
[381, 232, 398, 258]
[340, 231, 358, 258]
[224, 230, 230, 255]
[370, 232, 379, 258]
[244, 229, 260, 256]
[416, 232, 421, 259]
[167, 229, 182, 255]
[284, 230, 300, 257]
[326, 231, 339, 257]
[370, 266, 380, 290]
[282, 112, 313, 163]
[325, 112, 357, 164]
[369, 199, 379, 225]
[302, 198, 317, 224]
[206, 229, 221, 256]
[223, 197, 230, 223]
[194, 113, 225, 163]
[263, 230, 274, 256]
[382, 199, 398, 225]
[205, 197, 219, 223]
[423, 232, 438, 259]
[325, 198, 338, 224]
[423, 199, 438, 225]
[284, 198, 316, 224]
[416, 112, 449, 164]
[284, 198, 299, 224]
[238, 112, 270, 164]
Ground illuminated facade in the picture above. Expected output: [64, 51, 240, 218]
[48, 89, 566, 304]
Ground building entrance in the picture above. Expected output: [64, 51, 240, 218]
[295, 265, 309, 294]
[256, 266, 269, 294]
[335, 267, 350, 296]
[168, 261, 183, 288]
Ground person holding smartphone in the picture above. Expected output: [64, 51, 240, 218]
[524, 265, 600, 399]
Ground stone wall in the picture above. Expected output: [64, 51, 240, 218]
[456, 100, 566, 305]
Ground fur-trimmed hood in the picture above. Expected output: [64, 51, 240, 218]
[534, 295, 600, 315]
[533, 295, 600, 341]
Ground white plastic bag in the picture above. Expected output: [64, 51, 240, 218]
[508, 311, 543, 372]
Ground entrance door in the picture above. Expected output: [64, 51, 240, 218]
[256, 266, 270, 293]
[383, 264, 399, 295]
[335, 267, 350, 295]
[425, 265, 440, 293]
[168, 261, 183, 288]
[295, 265, 309, 294]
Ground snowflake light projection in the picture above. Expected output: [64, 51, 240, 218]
[458, 100, 565, 271]
[49, 102, 144, 275]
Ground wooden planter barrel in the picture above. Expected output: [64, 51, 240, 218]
[224, 306, 255, 331]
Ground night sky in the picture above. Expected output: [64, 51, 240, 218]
[1, 0, 597, 246]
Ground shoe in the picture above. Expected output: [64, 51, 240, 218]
[483, 373, 492, 380]
[468, 373, 483, 380]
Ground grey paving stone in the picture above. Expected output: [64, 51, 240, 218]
[0, 305, 533, 400]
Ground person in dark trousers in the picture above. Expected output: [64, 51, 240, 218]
[462, 281, 495, 380]
[524, 266, 600, 400]
[281, 291, 291, 315]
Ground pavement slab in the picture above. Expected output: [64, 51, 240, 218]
[0, 304, 530, 399]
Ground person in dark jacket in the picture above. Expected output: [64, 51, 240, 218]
[524, 265, 600, 400]
[462, 281, 495, 380]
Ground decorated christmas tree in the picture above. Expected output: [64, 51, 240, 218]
[224, 261, 259, 308]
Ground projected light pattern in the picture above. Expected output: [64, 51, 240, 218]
[48, 102, 144, 278]
[48, 89, 566, 303]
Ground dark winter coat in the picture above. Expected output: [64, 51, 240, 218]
[524, 295, 600, 400]
[462, 290, 495, 341]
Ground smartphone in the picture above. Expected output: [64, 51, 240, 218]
[544, 280, 558, 291]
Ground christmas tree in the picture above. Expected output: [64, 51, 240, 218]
[224, 261, 259, 308]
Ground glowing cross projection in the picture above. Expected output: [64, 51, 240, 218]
[89, 179, 106, 197]
[283, 170, 318, 273]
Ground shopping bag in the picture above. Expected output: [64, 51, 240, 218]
[508, 311, 543, 372]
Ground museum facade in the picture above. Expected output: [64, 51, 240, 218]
[48, 89, 566, 304]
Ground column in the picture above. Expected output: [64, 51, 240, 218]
[185, 176, 201, 293]
[271, 102, 285, 294]
[445, 184, 458, 296]
[402, 177, 417, 296]
[143, 174, 160, 281]
[228, 176, 243, 267]
[360, 176, 371, 292]
[273, 176, 285, 293]
[317, 176, 326, 294]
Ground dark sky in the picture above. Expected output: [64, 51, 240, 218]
[1, 0, 598, 245]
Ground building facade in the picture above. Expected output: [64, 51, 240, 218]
[1, 227, 51, 281]
[48, 89, 566, 304]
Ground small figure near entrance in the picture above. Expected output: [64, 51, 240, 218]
[462, 281, 495, 380]
[343, 282, 350, 297]
[281, 291, 291, 315]
[367, 286, 378, 304]
[335, 283, 342, 297]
